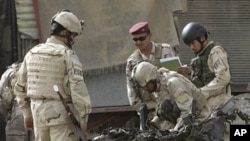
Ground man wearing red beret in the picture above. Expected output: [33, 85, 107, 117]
[125, 21, 179, 130]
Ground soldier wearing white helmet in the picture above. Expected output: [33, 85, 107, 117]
[14, 10, 91, 141]
[50, 9, 84, 48]
[131, 62, 210, 131]
[126, 21, 180, 129]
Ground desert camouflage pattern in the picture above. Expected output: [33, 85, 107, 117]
[14, 36, 91, 140]
[0, 67, 13, 119]
[0, 65, 14, 141]
[198, 41, 231, 111]
[155, 69, 210, 130]
[126, 42, 178, 112]
[0, 62, 34, 141]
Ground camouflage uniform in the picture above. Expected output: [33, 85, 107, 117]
[190, 41, 231, 111]
[14, 36, 92, 141]
[0, 66, 13, 121]
[0, 63, 32, 141]
[126, 42, 177, 112]
[0, 66, 11, 141]
[180, 22, 231, 141]
[155, 69, 210, 131]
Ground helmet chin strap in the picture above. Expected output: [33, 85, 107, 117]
[66, 36, 73, 49]
[195, 38, 205, 54]
[150, 79, 157, 92]
[56, 32, 73, 49]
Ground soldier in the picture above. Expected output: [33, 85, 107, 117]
[177, 22, 231, 112]
[131, 62, 210, 131]
[0, 65, 11, 141]
[126, 21, 179, 128]
[14, 10, 92, 141]
[0, 62, 32, 141]
[177, 22, 232, 141]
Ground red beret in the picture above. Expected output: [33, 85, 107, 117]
[129, 21, 150, 34]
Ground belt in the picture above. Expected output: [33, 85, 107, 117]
[32, 97, 72, 103]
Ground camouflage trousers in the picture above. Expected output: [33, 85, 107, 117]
[31, 99, 79, 141]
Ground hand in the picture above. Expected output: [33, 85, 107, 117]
[176, 66, 191, 76]
[80, 121, 88, 139]
[80, 121, 87, 132]
[147, 110, 155, 121]
[24, 116, 33, 131]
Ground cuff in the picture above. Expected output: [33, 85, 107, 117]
[80, 115, 89, 123]
[22, 108, 32, 117]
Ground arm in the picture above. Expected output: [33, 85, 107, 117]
[201, 46, 231, 99]
[168, 78, 193, 130]
[126, 60, 141, 111]
[14, 57, 32, 118]
[65, 50, 91, 132]
[14, 58, 33, 131]
[0, 69, 12, 95]
[0, 68, 13, 119]
[54, 85, 87, 141]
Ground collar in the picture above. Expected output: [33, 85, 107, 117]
[197, 40, 214, 55]
[46, 36, 70, 49]
[140, 41, 155, 60]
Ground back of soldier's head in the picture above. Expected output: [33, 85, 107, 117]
[50, 9, 84, 36]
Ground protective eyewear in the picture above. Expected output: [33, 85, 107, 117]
[132, 34, 148, 42]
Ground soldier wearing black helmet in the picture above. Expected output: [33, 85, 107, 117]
[177, 22, 231, 112]
[177, 22, 232, 141]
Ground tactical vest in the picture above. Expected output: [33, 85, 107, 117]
[129, 43, 171, 70]
[190, 43, 215, 88]
[26, 43, 70, 100]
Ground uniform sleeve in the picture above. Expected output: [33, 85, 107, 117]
[201, 46, 231, 98]
[0, 68, 12, 117]
[14, 57, 32, 117]
[0, 69, 12, 95]
[126, 59, 141, 111]
[65, 51, 92, 123]
[167, 78, 193, 130]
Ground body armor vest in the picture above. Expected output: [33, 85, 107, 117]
[190, 43, 216, 88]
[26, 43, 69, 100]
[130, 43, 166, 70]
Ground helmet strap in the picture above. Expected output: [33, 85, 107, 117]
[149, 79, 157, 92]
[55, 31, 73, 49]
[195, 38, 205, 54]
[66, 35, 73, 49]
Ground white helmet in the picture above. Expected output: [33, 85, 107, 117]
[51, 10, 84, 35]
[131, 62, 158, 87]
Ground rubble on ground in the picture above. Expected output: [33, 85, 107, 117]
[91, 93, 250, 141]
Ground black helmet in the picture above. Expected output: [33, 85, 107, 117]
[181, 22, 207, 45]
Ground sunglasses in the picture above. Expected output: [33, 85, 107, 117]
[132, 34, 149, 42]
